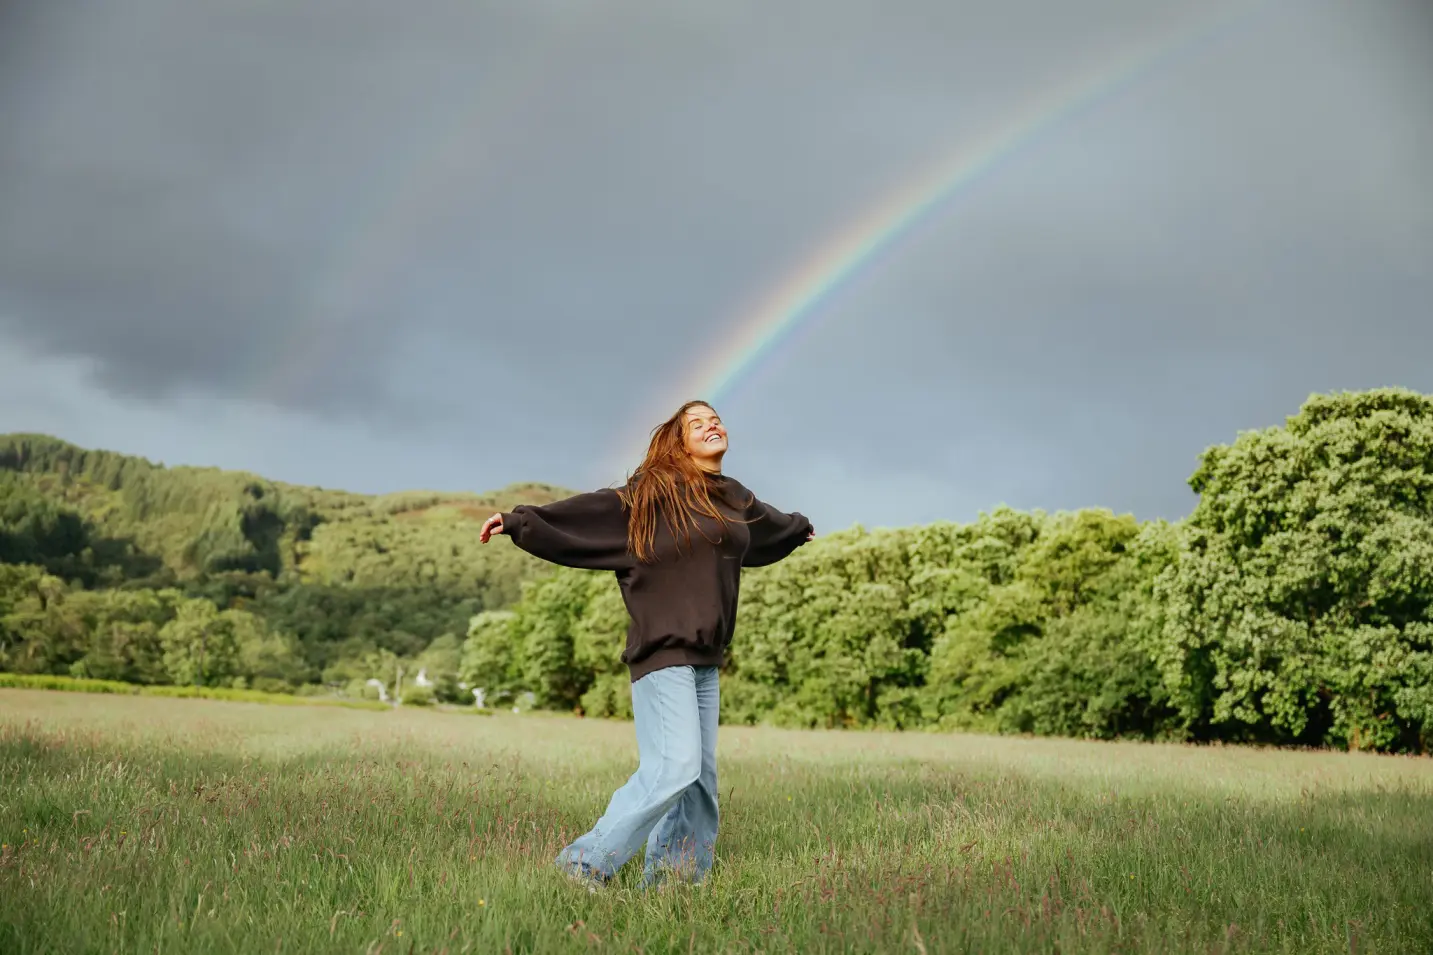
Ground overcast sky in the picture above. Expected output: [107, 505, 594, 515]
[1, 0, 1430, 533]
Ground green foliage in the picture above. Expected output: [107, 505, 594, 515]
[0, 434, 301, 577]
[0, 433, 573, 692]
[460, 611, 520, 702]
[573, 581, 632, 718]
[0, 672, 139, 694]
[929, 509, 1179, 739]
[158, 600, 244, 687]
[1002, 520, 1183, 740]
[464, 509, 1177, 738]
[60, 587, 177, 684]
[728, 525, 924, 729]
[457, 570, 634, 714]
[0, 563, 307, 691]
[399, 683, 436, 707]
[1154, 388, 1433, 752]
[413, 633, 465, 703]
[0, 474, 88, 569]
[8, 387, 1433, 752]
[460, 390, 1433, 753]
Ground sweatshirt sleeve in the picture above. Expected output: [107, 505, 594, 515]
[742, 496, 813, 568]
[500, 489, 632, 571]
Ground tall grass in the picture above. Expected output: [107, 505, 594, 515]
[2, 689, 1430, 953]
[0, 673, 389, 710]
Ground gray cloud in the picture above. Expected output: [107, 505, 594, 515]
[0, 0, 1430, 528]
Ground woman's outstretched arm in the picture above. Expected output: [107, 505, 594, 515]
[479, 489, 632, 571]
[742, 496, 813, 567]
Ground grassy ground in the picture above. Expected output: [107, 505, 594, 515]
[1, 690, 1430, 954]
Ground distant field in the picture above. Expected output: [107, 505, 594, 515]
[2, 690, 1430, 954]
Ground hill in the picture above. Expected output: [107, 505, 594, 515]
[0, 433, 574, 683]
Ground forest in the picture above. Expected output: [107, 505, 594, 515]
[4, 387, 1432, 752]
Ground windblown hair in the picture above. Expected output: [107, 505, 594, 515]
[618, 400, 748, 563]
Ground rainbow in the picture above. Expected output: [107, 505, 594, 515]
[616, 0, 1271, 467]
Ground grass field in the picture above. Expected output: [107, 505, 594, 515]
[2, 690, 1431, 954]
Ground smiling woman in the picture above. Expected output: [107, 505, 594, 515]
[477, 400, 813, 890]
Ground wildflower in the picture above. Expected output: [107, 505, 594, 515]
[479, 899, 486, 907]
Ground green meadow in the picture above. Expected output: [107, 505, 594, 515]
[2, 690, 1430, 954]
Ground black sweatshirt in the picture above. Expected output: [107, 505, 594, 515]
[500, 475, 811, 682]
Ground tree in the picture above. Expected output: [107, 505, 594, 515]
[414, 633, 465, 702]
[515, 570, 595, 708]
[0, 475, 89, 568]
[159, 600, 243, 687]
[233, 613, 310, 691]
[64, 588, 179, 684]
[999, 518, 1181, 739]
[1154, 388, 1433, 752]
[460, 610, 521, 703]
[0, 564, 80, 674]
[572, 576, 632, 718]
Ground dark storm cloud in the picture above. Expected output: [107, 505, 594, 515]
[1, 0, 1430, 528]
[0, 0, 1220, 416]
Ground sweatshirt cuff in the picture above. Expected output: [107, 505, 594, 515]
[499, 510, 523, 541]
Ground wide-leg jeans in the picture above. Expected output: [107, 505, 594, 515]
[555, 664, 719, 886]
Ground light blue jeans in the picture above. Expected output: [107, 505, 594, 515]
[555, 664, 719, 887]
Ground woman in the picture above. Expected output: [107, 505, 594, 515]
[478, 400, 812, 889]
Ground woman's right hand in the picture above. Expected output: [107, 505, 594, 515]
[479, 513, 504, 543]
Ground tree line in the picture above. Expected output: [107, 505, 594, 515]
[4, 388, 1432, 751]
[461, 388, 1433, 753]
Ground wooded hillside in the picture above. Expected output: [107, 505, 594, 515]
[0, 434, 569, 689]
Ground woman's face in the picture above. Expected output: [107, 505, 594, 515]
[682, 404, 727, 471]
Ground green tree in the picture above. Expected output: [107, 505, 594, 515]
[0, 475, 89, 569]
[64, 588, 180, 684]
[728, 527, 929, 729]
[159, 600, 243, 687]
[919, 509, 1178, 739]
[234, 615, 309, 691]
[460, 610, 521, 704]
[510, 570, 593, 708]
[0, 564, 79, 674]
[999, 518, 1181, 739]
[573, 576, 632, 718]
[1154, 388, 1433, 752]
[414, 633, 465, 702]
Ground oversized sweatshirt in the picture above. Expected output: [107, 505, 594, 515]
[499, 474, 811, 681]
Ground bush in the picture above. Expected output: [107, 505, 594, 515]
[0, 672, 138, 695]
[579, 673, 633, 719]
[400, 683, 436, 707]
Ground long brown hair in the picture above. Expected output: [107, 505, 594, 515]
[618, 400, 745, 563]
